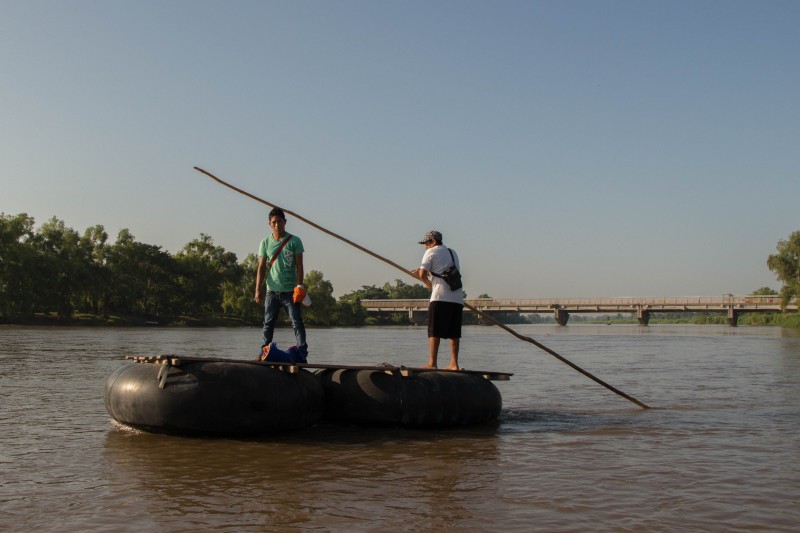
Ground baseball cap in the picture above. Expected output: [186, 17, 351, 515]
[418, 230, 442, 244]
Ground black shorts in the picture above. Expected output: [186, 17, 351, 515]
[428, 301, 464, 339]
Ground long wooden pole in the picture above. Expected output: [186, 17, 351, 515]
[194, 166, 650, 409]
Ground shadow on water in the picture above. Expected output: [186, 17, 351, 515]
[101, 419, 506, 529]
[102, 417, 507, 488]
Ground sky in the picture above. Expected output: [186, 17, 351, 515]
[1, 0, 798, 299]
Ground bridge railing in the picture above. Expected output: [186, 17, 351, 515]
[360, 296, 796, 326]
[361, 295, 791, 308]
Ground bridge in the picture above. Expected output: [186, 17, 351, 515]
[360, 295, 797, 326]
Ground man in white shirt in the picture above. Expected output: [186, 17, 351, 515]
[410, 230, 464, 370]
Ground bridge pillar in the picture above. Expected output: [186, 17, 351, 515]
[727, 308, 739, 327]
[409, 310, 427, 326]
[637, 309, 650, 326]
[475, 309, 492, 325]
[554, 308, 569, 326]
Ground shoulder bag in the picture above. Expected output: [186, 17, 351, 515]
[430, 248, 462, 291]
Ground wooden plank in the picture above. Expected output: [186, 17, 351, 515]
[124, 355, 513, 380]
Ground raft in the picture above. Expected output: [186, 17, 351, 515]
[105, 356, 511, 435]
[104, 356, 324, 436]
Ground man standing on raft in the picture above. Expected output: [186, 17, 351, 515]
[255, 207, 308, 361]
[411, 230, 464, 370]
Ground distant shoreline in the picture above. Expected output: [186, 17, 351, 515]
[0, 313, 258, 328]
[2, 312, 798, 328]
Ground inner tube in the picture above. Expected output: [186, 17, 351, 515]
[316, 368, 502, 427]
[105, 360, 324, 436]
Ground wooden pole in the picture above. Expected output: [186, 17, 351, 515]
[194, 166, 650, 409]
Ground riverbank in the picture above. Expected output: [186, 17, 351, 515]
[0, 313, 258, 328]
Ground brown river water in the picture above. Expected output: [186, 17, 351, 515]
[1, 324, 798, 532]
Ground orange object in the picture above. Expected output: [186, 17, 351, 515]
[293, 285, 307, 304]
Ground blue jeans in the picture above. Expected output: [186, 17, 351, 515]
[261, 291, 307, 350]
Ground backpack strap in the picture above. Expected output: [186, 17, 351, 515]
[268, 234, 293, 269]
[430, 248, 457, 279]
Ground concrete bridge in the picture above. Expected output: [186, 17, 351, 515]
[360, 295, 797, 327]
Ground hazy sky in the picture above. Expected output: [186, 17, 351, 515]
[2, 0, 798, 298]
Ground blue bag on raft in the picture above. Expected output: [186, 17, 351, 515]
[262, 343, 308, 364]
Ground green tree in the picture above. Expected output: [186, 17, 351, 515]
[337, 282, 425, 325]
[35, 217, 90, 318]
[78, 224, 110, 315]
[343, 285, 390, 300]
[0, 213, 38, 319]
[751, 287, 778, 296]
[333, 285, 390, 326]
[222, 253, 261, 323]
[1, 215, 111, 320]
[106, 229, 180, 319]
[334, 294, 368, 326]
[175, 233, 242, 316]
[302, 270, 337, 326]
[383, 278, 429, 299]
[766, 230, 800, 309]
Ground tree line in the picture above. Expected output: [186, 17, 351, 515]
[0, 212, 441, 326]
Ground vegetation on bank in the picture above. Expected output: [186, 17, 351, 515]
[2, 213, 799, 328]
[0, 213, 435, 326]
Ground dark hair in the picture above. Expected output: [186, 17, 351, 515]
[269, 207, 286, 221]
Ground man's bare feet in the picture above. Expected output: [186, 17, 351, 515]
[444, 364, 463, 371]
[422, 363, 437, 369]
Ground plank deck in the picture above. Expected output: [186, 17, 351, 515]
[125, 355, 512, 381]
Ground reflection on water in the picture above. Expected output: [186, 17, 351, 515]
[1, 325, 799, 531]
[102, 422, 502, 530]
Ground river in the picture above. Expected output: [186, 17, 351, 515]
[1, 324, 798, 531]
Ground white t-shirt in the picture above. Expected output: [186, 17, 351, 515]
[420, 245, 464, 304]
